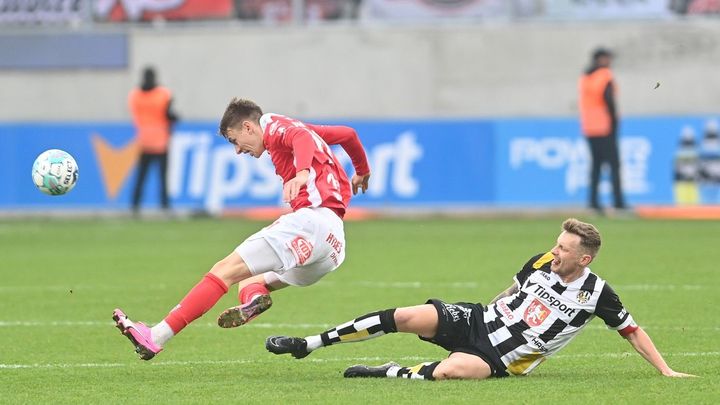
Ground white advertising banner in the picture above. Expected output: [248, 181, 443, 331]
[360, 0, 678, 20]
[360, 0, 515, 20]
[543, 0, 673, 19]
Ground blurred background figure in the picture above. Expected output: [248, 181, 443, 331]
[129, 66, 179, 216]
[578, 47, 626, 214]
[698, 119, 720, 205]
[673, 126, 700, 206]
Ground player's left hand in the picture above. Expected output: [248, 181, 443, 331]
[351, 173, 370, 195]
[662, 370, 697, 378]
[283, 170, 310, 202]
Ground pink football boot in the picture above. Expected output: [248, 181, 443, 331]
[217, 294, 273, 328]
[112, 308, 162, 360]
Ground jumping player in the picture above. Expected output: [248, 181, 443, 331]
[267, 218, 696, 380]
[113, 98, 371, 360]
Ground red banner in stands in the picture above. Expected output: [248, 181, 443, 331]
[95, 0, 234, 22]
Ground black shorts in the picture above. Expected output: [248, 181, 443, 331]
[419, 298, 509, 378]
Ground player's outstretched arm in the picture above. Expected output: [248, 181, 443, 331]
[624, 327, 697, 378]
[489, 283, 518, 305]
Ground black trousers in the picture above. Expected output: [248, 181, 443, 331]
[131, 152, 169, 211]
[587, 135, 625, 209]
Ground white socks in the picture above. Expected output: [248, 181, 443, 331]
[386, 365, 401, 377]
[304, 335, 322, 351]
[151, 321, 174, 347]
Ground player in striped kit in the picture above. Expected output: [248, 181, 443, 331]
[113, 98, 371, 360]
[267, 218, 695, 380]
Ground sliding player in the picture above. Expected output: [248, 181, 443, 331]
[267, 218, 695, 380]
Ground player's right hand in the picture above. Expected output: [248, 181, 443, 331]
[283, 170, 310, 202]
[351, 173, 370, 195]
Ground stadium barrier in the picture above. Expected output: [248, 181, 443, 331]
[2, 116, 718, 214]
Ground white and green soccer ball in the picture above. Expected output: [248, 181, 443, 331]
[31, 149, 79, 196]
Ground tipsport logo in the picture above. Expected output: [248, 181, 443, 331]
[91, 130, 423, 211]
[91, 133, 139, 200]
[88, 131, 280, 205]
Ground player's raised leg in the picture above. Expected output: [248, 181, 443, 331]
[113, 251, 251, 360]
[217, 236, 289, 328]
[217, 273, 288, 328]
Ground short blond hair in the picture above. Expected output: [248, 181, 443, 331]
[562, 218, 601, 257]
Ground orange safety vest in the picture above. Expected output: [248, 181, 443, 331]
[128, 86, 172, 153]
[578, 67, 615, 137]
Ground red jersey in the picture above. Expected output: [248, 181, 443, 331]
[260, 113, 370, 219]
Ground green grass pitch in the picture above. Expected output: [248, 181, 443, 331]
[1, 217, 718, 403]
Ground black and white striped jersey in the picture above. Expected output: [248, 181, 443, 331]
[484, 252, 637, 376]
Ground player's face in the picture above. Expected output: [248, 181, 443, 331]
[549, 231, 590, 281]
[226, 121, 265, 158]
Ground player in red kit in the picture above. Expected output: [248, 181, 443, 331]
[113, 98, 371, 360]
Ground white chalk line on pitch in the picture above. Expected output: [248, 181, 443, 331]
[0, 282, 708, 292]
[320, 281, 708, 291]
[2, 352, 719, 371]
[0, 320, 334, 329]
[0, 284, 169, 292]
[0, 321, 720, 332]
[1, 321, 717, 332]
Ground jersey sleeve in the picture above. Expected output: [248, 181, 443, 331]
[308, 124, 370, 176]
[268, 120, 323, 173]
[595, 283, 638, 336]
[286, 127, 317, 173]
[514, 252, 552, 287]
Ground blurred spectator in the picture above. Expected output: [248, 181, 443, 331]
[129, 66, 179, 215]
[687, 0, 720, 14]
[673, 126, 700, 205]
[578, 47, 627, 213]
[669, 0, 720, 14]
[698, 119, 720, 204]
[669, 0, 692, 14]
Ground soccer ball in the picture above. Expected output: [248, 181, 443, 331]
[31, 149, 79, 196]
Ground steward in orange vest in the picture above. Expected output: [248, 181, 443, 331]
[578, 48, 626, 212]
[129, 67, 179, 214]
[129, 70, 176, 154]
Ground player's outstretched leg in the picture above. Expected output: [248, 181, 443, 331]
[112, 308, 163, 360]
[343, 362, 401, 378]
[113, 272, 229, 359]
[218, 282, 272, 328]
[266, 308, 398, 359]
[265, 336, 310, 359]
[344, 361, 440, 380]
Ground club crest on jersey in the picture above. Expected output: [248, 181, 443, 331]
[524, 299, 550, 327]
[289, 236, 313, 265]
[576, 290, 591, 304]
